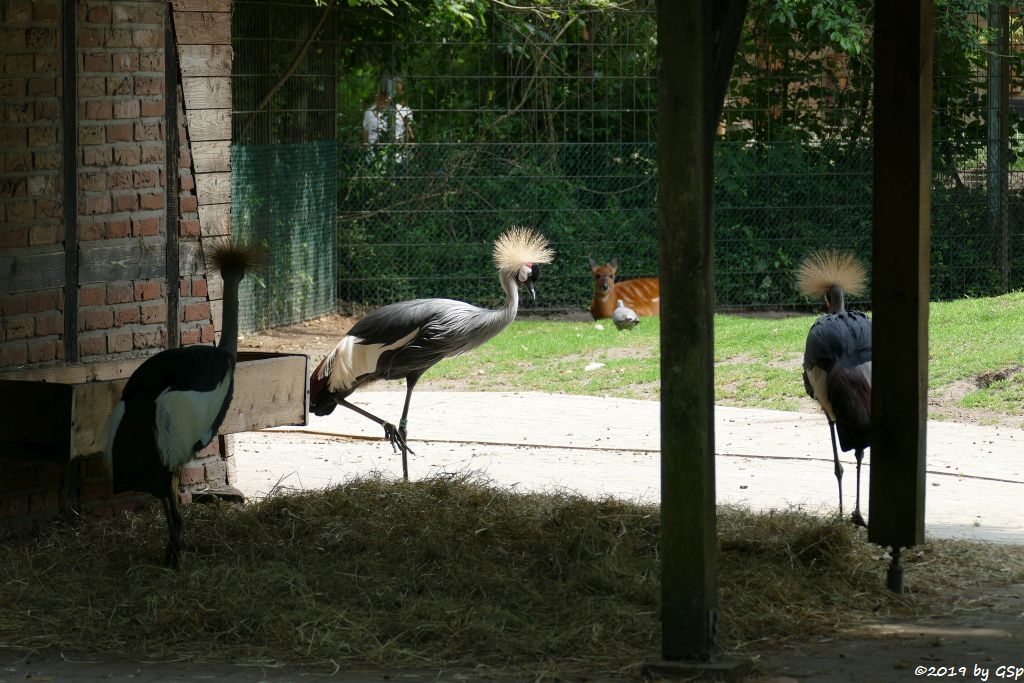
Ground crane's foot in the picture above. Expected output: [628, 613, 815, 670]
[382, 422, 416, 456]
[850, 509, 868, 528]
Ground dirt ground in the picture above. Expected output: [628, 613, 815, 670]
[238, 312, 1024, 428]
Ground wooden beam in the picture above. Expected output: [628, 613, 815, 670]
[62, 0, 78, 362]
[657, 0, 717, 660]
[195, 172, 231, 204]
[78, 238, 166, 283]
[191, 140, 231, 173]
[187, 109, 231, 141]
[868, 2, 933, 552]
[0, 251, 66, 293]
[198, 203, 231, 236]
[182, 77, 232, 110]
[178, 45, 233, 78]
[166, 6, 180, 348]
[173, 11, 231, 45]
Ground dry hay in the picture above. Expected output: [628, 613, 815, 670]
[1, 474, 1022, 677]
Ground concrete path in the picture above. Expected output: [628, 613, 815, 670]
[232, 391, 1024, 544]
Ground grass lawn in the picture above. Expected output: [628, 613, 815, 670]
[428, 292, 1024, 418]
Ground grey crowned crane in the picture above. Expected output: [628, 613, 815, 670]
[309, 226, 554, 480]
[798, 250, 872, 528]
[611, 299, 640, 330]
[104, 241, 262, 569]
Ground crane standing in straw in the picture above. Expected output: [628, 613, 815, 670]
[104, 241, 262, 569]
[309, 227, 554, 479]
[798, 250, 872, 528]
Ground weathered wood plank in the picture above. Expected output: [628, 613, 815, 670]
[0, 357, 146, 384]
[210, 298, 224, 333]
[173, 0, 230, 12]
[195, 172, 231, 205]
[183, 76, 232, 111]
[78, 238, 166, 283]
[0, 250, 65, 294]
[174, 11, 231, 45]
[179, 239, 203, 276]
[187, 108, 231, 141]
[206, 271, 224, 300]
[198, 203, 231, 236]
[72, 380, 129, 458]
[178, 45, 233, 78]
[191, 140, 231, 173]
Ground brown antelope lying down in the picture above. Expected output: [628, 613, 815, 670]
[588, 257, 660, 320]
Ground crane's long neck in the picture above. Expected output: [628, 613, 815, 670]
[218, 271, 243, 357]
[474, 268, 521, 340]
[827, 285, 846, 314]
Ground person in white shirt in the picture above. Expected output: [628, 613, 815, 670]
[362, 78, 414, 145]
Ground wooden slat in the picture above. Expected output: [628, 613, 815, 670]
[198, 203, 231, 236]
[187, 109, 230, 141]
[206, 271, 224, 300]
[173, 0, 230, 12]
[174, 11, 231, 45]
[210, 298, 224, 333]
[192, 140, 231, 173]
[178, 45, 233, 78]
[179, 240, 203, 276]
[78, 238, 166, 283]
[72, 380, 128, 458]
[0, 251, 65, 294]
[183, 77, 231, 110]
[195, 172, 231, 205]
[0, 357, 146, 383]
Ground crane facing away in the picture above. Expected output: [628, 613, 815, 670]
[309, 227, 555, 479]
[798, 250, 872, 528]
[104, 241, 263, 569]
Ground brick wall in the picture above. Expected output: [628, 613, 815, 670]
[0, 0, 64, 368]
[1, 0, 235, 532]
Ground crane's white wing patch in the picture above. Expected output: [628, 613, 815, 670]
[326, 329, 419, 392]
[805, 366, 835, 421]
[154, 374, 232, 469]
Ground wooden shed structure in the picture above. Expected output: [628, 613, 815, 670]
[0, 0, 306, 530]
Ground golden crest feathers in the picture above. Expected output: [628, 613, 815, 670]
[493, 226, 554, 271]
[796, 250, 866, 298]
[206, 239, 266, 274]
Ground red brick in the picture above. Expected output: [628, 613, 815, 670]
[35, 312, 63, 335]
[132, 216, 159, 236]
[179, 278, 191, 298]
[35, 100, 59, 121]
[82, 309, 113, 331]
[106, 282, 133, 304]
[78, 125, 104, 145]
[140, 99, 162, 117]
[105, 28, 131, 48]
[180, 218, 200, 237]
[132, 29, 162, 49]
[106, 76, 132, 97]
[105, 218, 130, 238]
[79, 334, 105, 357]
[180, 328, 200, 345]
[133, 330, 162, 349]
[28, 126, 56, 146]
[108, 170, 131, 190]
[134, 121, 161, 141]
[25, 27, 57, 49]
[27, 339, 57, 363]
[107, 329, 133, 352]
[28, 225, 57, 246]
[134, 169, 158, 188]
[82, 53, 111, 72]
[82, 146, 111, 166]
[0, 295, 27, 317]
[0, 341, 29, 367]
[179, 466, 205, 486]
[112, 192, 137, 212]
[138, 4, 163, 24]
[78, 76, 105, 96]
[106, 122, 133, 142]
[28, 77, 55, 96]
[111, 4, 139, 23]
[0, 228, 28, 249]
[34, 151, 60, 170]
[134, 76, 163, 96]
[79, 285, 105, 306]
[26, 289, 59, 313]
[5, 317, 34, 340]
[4, 152, 31, 173]
[5, 0, 32, 21]
[138, 192, 163, 210]
[112, 145, 140, 166]
[179, 149, 192, 169]
[139, 53, 163, 71]
[200, 324, 215, 343]
[34, 0, 60, 22]
[139, 144, 163, 164]
[191, 278, 208, 297]
[86, 5, 110, 23]
[79, 170, 105, 191]
[78, 221, 103, 240]
[140, 303, 166, 324]
[112, 306, 138, 327]
[179, 174, 194, 191]
[5, 200, 33, 222]
[0, 177, 26, 197]
[183, 302, 211, 323]
[112, 53, 139, 73]
[180, 195, 198, 213]
[204, 459, 227, 484]
[81, 193, 110, 215]
[134, 281, 161, 301]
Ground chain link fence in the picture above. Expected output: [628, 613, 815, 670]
[232, 1, 1024, 327]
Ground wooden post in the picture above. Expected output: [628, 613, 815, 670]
[986, 1, 1010, 293]
[657, 0, 717, 660]
[868, 2, 933, 572]
[62, 0, 78, 362]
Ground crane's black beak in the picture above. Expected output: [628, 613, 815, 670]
[525, 279, 536, 301]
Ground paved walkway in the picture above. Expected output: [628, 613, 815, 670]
[233, 391, 1024, 544]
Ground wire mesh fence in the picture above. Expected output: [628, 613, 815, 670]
[233, 0, 1024, 328]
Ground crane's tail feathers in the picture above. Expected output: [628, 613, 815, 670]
[796, 250, 866, 298]
[493, 226, 554, 271]
[206, 239, 266, 275]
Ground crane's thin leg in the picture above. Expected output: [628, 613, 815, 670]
[828, 420, 844, 519]
[161, 494, 182, 570]
[398, 374, 422, 481]
[339, 399, 416, 457]
[851, 448, 867, 528]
